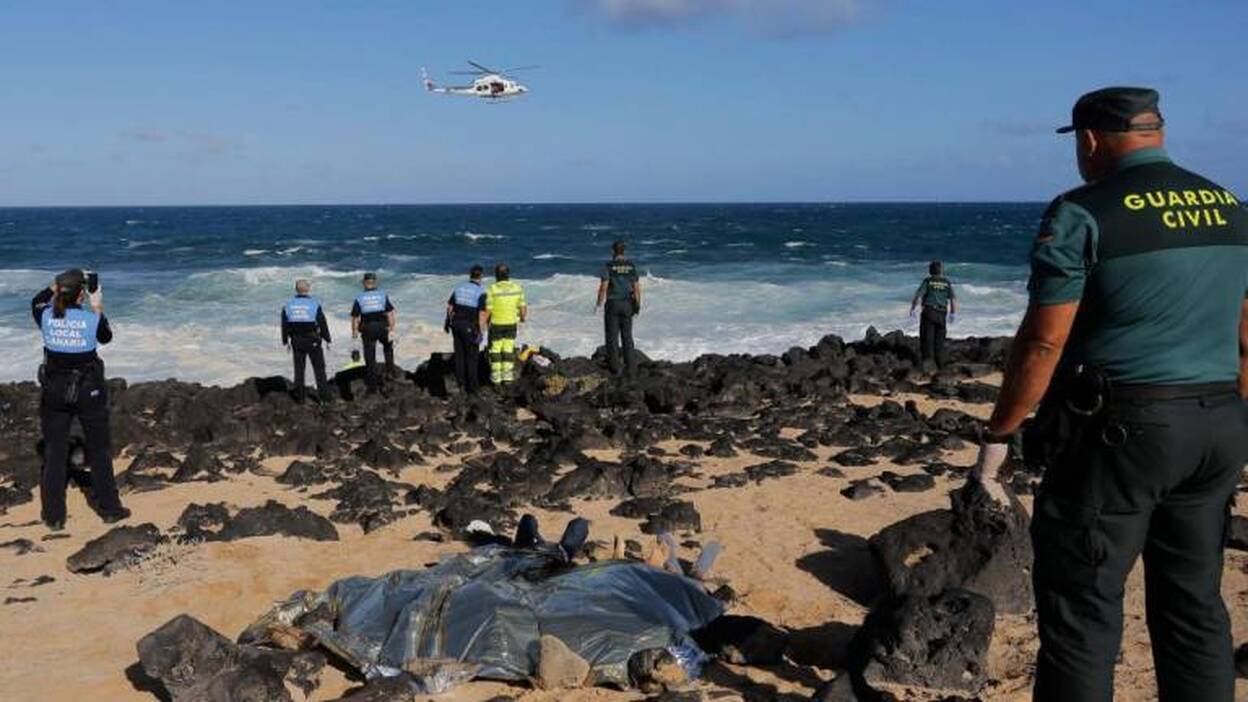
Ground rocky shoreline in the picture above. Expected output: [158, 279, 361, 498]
[1, 329, 1245, 701]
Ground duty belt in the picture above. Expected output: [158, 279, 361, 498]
[1112, 382, 1238, 402]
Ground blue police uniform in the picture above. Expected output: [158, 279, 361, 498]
[447, 279, 487, 394]
[31, 284, 126, 527]
[282, 294, 332, 403]
[351, 287, 395, 390]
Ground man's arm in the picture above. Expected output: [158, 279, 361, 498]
[596, 279, 608, 309]
[350, 301, 360, 339]
[1239, 298, 1248, 399]
[519, 304, 528, 324]
[948, 283, 957, 316]
[633, 278, 642, 306]
[910, 280, 926, 315]
[281, 308, 291, 346]
[387, 310, 396, 332]
[986, 301, 1080, 437]
[317, 308, 332, 344]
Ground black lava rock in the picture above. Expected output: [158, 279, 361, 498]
[868, 481, 1033, 614]
[854, 589, 994, 692]
[66, 523, 164, 575]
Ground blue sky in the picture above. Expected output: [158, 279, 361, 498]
[1, 0, 1244, 205]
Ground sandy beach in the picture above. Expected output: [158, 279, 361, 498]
[2, 374, 1245, 701]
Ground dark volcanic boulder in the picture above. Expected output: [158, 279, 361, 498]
[1227, 515, 1248, 552]
[276, 460, 328, 487]
[314, 471, 406, 533]
[854, 589, 994, 693]
[137, 614, 326, 702]
[868, 481, 1033, 614]
[67, 523, 164, 575]
[172, 444, 226, 483]
[640, 501, 702, 535]
[878, 472, 936, 493]
[178, 501, 338, 542]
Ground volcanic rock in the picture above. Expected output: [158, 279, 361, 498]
[67, 523, 164, 575]
[136, 614, 326, 702]
[640, 501, 702, 535]
[0, 538, 43, 555]
[878, 472, 936, 493]
[854, 589, 994, 692]
[869, 481, 1033, 614]
[1227, 515, 1248, 552]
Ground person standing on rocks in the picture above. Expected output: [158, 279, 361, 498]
[445, 265, 488, 395]
[482, 263, 527, 387]
[281, 278, 333, 404]
[350, 272, 396, 393]
[595, 240, 641, 381]
[909, 260, 956, 371]
[972, 87, 1248, 702]
[31, 269, 130, 530]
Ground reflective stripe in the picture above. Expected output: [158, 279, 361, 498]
[41, 307, 100, 353]
[486, 282, 525, 325]
[285, 296, 321, 323]
[355, 290, 388, 315]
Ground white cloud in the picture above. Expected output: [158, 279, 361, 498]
[577, 0, 871, 37]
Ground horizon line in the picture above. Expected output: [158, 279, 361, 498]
[0, 199, 1050, 209]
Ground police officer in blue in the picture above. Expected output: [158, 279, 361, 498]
[281, 278, 333, 403]
[31, 269, 129, 530]
[972, 87, 1248, 701]
[350, 272, 396, 393]
[445, 265, 487, 395]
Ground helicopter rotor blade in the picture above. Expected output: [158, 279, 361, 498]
[467, 60, 497, 74]
[502, 65, 541, 73]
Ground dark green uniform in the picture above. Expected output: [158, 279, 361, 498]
[601, 258, 639, 379]
[915, 275, 955, 368]
[1028, 148, 1248, 702]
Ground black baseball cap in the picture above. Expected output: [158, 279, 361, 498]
[1057, 87, 1164, 134]
[56, 268, 85, 291]
[362, 272, 377, 282]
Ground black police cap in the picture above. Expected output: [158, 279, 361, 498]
[1057, 87, 1164, 134]
[362, 272, 377, 282]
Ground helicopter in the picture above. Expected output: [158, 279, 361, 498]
[422, 61, 535, 101]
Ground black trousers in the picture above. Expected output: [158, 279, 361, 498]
[604, 298, 636, 378]
[451, 323, 481, 394]
[40, 372, 122, 523]
[919, 306, 947, 368]
[291, 336, 329, 401]
[360, 321, 394, 389]
[1031, 392, 1248, 702]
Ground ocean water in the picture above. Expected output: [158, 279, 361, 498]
[0, 203, 1041, 385]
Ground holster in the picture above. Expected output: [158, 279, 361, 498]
[1023, 365, 1112, 472]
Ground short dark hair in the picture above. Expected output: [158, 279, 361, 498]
[612, 240, 626, 256]
[929, 260, 943, 276]
[494, 263, 510, 281]
[469, 265, 484, 279]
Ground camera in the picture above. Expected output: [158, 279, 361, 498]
[85, 270, 100, 294]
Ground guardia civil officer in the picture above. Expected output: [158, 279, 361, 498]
[481, 263, 527, 387]
[281, 279, 333, 403]
[594, 241, 642, 380]
[31, 269, 129, 530]
[909, 260, 956, 370]
[350, 272, 396, 392]
[972, 88, 1248, 702]
[445, 265, 487, 394]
